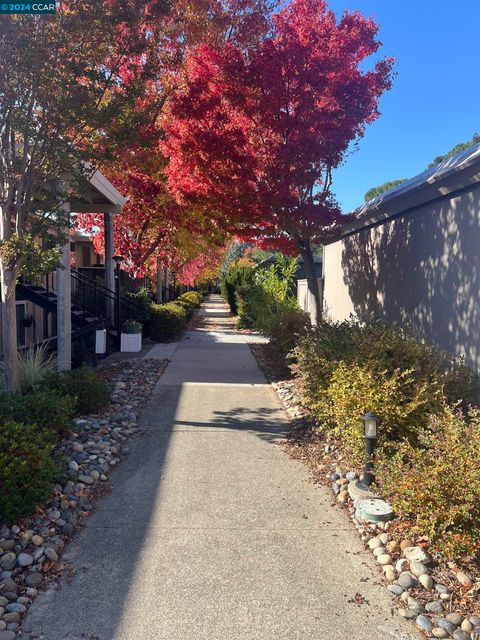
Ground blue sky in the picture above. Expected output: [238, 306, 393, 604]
[326, 0, 480, 212]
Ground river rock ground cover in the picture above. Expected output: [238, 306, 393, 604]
[250, 342, 480, 640]
[0, 358, 167, 640]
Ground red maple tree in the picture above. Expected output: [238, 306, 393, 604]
[77, 0, 275, 281]
[162, 0, 394, 322]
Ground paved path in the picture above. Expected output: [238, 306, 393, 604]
[22, 295, 418, 640]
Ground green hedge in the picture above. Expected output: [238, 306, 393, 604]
[43, 367, 110, 415]
[0, 421, 58, 522]
[221, 262, 254, 314]
[148, 303, 187, 341]
[0, 389, 77, 438]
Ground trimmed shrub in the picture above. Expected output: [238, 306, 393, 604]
[376, 405, 480, 559]
[177, 291, 203, 308]
[148, 302, 187, 341]
[0, 389, 76, 438]
[44, 367, 110, 415]
[221, 262, 255, 314]
[265, 305, 310, 361]
[0, 421, 57, 523]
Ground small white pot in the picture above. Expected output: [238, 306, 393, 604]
[120, 332, 142, 353]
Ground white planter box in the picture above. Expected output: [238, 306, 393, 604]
[121, 333, 142, 353]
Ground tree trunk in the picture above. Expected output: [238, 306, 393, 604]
[1, 267, 20, 392]
[299, 241, 321, 326]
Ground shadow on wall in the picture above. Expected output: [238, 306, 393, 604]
[340, 187, 480, 370]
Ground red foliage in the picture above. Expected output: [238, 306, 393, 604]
[162, 0, 394, 251]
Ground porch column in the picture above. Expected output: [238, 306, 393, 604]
[164, 268, 169, 301]
[104, 211, 115, 323]
[57, 205, 72, 371]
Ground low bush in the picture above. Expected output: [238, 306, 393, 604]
[148, 302, 187, 341]
[376, 405, 480, 559]
[0, 389, 77, 438]
[177, 291, 203, 308]
[0, 421, 57, 523]
[44, 367, 110, 415]
[294, 320, 479, 419]
[312, 361, 441, 463]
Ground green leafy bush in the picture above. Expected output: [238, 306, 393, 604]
[0, 421, 57, 522]
[148, 302, 187, 341]
[294, 320, 479, 416]
[122, 287, 154, 326]
[0, 389, 76, 438]
[235, 256, 308, 359]
[313, 361, 440, 463]
[177, 291, 203, 308]
[221, 262, 255, 314]
[376, 405, 480, 559]
[45, 367, 110, 415]
[19, 343, 57, 392]
[122, 320, 142, 334]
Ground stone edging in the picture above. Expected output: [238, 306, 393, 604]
[249, 344, 480, 640]
[0, 358, 167, 640]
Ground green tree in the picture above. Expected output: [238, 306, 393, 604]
[427, 132, 480, 168]
[0, 2, 167, 390]
[364, 179, 407, 202]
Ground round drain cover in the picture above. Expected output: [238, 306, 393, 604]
[356, 498, 393, 523]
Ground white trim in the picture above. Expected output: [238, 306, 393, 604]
[88, 170, 126, 208]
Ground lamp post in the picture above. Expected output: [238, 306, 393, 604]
[361, 411, 378, 488]
[113, 255, 123, 348]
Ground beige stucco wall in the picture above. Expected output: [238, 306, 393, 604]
[323, 185, 480, 371]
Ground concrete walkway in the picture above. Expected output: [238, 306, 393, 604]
[22, 295, 417, 640]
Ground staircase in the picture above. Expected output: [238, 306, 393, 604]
[16, 269, 144, 364]
[16, 280, 101, 329]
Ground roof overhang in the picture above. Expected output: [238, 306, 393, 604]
[69, 169, 126, 214]
[327, 143, 480, 243]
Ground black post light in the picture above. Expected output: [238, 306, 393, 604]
[113, 255, 123, 348]
[361, 411, 378, 488]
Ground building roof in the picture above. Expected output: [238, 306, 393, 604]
[69, 168, 126, 214]
[328, 142, 480, 242]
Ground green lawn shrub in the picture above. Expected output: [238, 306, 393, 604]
[177, 291, 203, 308]
[123, 287, 155, 326]
[221, 262, 255, 314]
[312, 361, 440, 463]
[0, 421, 57, 522]
[293, 320, 479, 416]
[376, 405, 480, 559]
[235, 257, 308, 360]
[0, 389, 76, 438]
[44, 367, 110, 415]
[148, 302, 187, 341]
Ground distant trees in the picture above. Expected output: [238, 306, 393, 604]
[427, 132, 480, 168]
[365, 133, 480, 205]
[364, 179, 407, 202]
